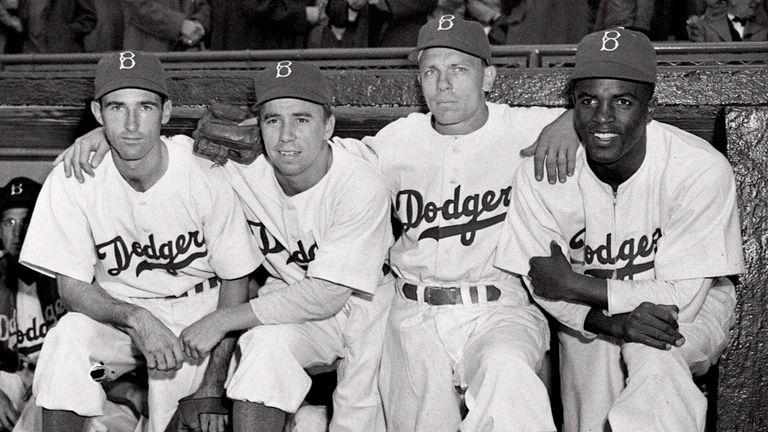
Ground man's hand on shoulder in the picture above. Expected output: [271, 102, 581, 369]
[520, 109, 578, 184]
[52, 126, 110, 183]
[126, 308, 185, 371]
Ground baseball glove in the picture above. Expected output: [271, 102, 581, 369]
[164, 395, 231, 432]
[192, 101, 263, 165]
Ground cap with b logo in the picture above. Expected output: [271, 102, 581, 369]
[408, 15, 492, 64]
[571, 28, 657, 84]
[94, 51, 170, 100]
[254, 61, 331, 107]
[0, 177, 41, 214]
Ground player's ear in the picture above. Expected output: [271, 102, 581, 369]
[161, 99, 173, 125]
[324, 113, 335, 141]
[645, 96, 657, 124]
[482, 65, 497, 93]
[90, 100, 105, 126]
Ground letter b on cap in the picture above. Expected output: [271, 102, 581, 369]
[276, 61, 293, 78]
[438, 15, 455, 31]
[10, 183, 23, 196]
[119, 51, 136, 70]
[600, 31, 621, 52]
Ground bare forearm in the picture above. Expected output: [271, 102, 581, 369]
[584, 307, 622, 338]
[57, 274, 145, 331]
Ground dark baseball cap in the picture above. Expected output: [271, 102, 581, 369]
[409, 15, 492, 64]
[0, 177, 41, 215]
[254, 61, 331, 107]
[572, 28, 657, 84]
[94, 51, 170, 100]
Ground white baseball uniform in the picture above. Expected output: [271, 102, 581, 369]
[219, 143, 395, 432]
[20, 136, 262, 432]
[336, 102, 564, 432]
[495, 121, 744, 432]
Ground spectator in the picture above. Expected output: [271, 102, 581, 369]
[489, 0, 591, 44]
[307, 0, 370, 48]
[429, 0, 502, 28]
[209, 0, 321, 50]
[593, 0, 656, 36]
[19, 0, 96, 53]
[121, 0, 210, 52]
[84, 0, 124, 52]
[688, 0, 768, 41]
[0, 178, 142, 432]
[0, 0, 22, 53]
[368, 0, 437, 47]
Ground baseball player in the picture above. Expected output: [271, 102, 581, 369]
[495, 28, 743, 432]
[330, 16, 579, 432]
[179, 61, 395, 432]
[19, 51, 262, 432]
[0, 177, 141, 432]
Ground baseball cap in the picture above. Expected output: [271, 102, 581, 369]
[94, 50, 170, 100]
[254, 61, 331, 107]
[409, 15, 492, 64]
[0, 177, 41, 215]
[571, 28, 657, 84]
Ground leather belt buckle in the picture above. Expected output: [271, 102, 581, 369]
[402, 283, 501, 305]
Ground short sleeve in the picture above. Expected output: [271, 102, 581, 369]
[306, 168, 392, 295]
[20, 167, 97, 282]
[655, 159, 744, 280]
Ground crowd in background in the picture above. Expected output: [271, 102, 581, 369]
[0, 0, 767, 55]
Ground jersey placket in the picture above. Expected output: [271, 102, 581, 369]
[435, 136, 463, 280]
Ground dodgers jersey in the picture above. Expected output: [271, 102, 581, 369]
[495, 121, 744, 330]
[21, 136, 262, 298]
[221, 143, 393, 296]
[343, 102, 564, 285]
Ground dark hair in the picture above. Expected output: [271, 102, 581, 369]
[254, 101, 334, 121]
[564, 79, 656, 107]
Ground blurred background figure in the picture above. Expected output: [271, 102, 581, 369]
[0, 0, 22, 53]
[121, 0, 210, 51]
[84, 0, 124, 52]
[209, 0, 321, 50]
[489, 0, 591, 44]
[593, 0, 656, 36]
[19, 0, 96, 53]
[307, 0, 436, 48]
[687, 0, 768, 41]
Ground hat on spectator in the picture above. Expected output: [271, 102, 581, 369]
[409, 15, 492, 64]
[0, 177, 41, 214]
[572, 27, 657, 84]
[94, 50, 170, 100]
[254, 61, 331, 107]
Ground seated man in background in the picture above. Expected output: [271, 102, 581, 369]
[0, 177, 141, 432]
[496, 28, 743, 432]
[688, 0, 768, 41]
[20, 50, 261, 432]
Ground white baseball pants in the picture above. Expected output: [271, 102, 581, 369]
[32, 290, 218, 432]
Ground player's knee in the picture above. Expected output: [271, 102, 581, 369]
[476, 344, 537, 378]
[46, 312, 97, 345]
[239, 325, 301, 355]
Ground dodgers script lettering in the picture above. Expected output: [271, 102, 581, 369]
[96, 231, 207, 276]
[396, 185, 511, 246]
[569, 227, 662, 280]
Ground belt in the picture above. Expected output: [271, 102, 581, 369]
[169, 276, 219, 299]
[402, 283, 501, 306]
